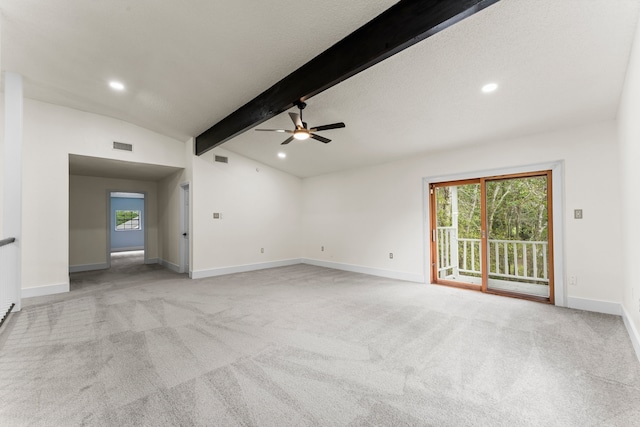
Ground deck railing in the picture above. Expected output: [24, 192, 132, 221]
[0, 237, 18, 328]
[437, 227, 549, 283]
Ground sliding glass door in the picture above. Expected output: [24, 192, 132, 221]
[430, 171, 554, 303]
[485, 173, 552, 299]
[432, 180, 482, 289]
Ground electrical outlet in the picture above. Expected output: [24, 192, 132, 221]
[574, 209, 583, 219]
[213, 212, 220, 219]
[321, 246, 324, 251]
[569, 276, 577, 286]
[389, 253, 394, 259]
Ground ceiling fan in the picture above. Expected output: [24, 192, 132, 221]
[255, 101, 345, 145]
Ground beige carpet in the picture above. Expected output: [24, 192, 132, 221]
[1, 259, 639, 426]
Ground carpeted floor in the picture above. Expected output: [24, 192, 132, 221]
[1, 257, 639, 426]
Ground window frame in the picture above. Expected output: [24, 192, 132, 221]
[114, 209, 142, 232]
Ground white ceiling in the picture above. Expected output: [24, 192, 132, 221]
[3, 0, 640, 178]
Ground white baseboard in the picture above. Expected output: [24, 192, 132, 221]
[566, 297, 622, 316]
[145, 258, 159, 265]
[566, 298, 640, 362]
[69, 263, 109, 273]
[159, 259, 181, 273]
[191, 259, 302, 279]
[111, 246, 144, 253]
[622, 305, 640, 363]
[302, 258, 425, 283]
[22, 282, 69, 299]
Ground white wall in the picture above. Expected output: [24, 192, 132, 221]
[0, 94, 4, 235]
[618, 15, 640, 354]
[158, 138, 193, 272]
[69, 175, 159, 269]
[7, 92, 628, 327]
[158, 170, 187, 269]
[17, 99, 185, 292]
[190, 147, 302, 277]
[302, 121, 623, 305]
[14, 97, 301, 291]
[0, 23, 3, 236]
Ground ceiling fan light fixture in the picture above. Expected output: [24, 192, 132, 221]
[293, 130, 310, 140]
[255, 103, 344, 145]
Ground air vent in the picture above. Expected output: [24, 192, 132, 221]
[113, 141, 133, 152]
[215, 155, 228, 163]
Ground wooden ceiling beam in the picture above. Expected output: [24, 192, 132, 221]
[195, 0, 500, 155]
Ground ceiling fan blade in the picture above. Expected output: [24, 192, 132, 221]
[281, 136, 295, 145]
[289, 112, 303, 128]
[310, 134, 331, 144]
[309, 122, 346, 132]
[255, 129, 293, 133]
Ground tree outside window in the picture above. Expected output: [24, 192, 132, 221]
[115, 210, 141, 231]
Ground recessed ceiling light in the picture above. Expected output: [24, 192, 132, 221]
[109, 81, 125, 91]
[482, 83, 498, 93]
[277, 152, 287, 159]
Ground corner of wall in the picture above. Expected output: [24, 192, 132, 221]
[617, 7, 640, 365]
[302, 258, 425, 283]
[191, 258, 302, 279]
[622, 305, 640, 362]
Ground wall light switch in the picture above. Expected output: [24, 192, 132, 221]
[389, 253, 394, 259]
[321, 246, 324, 251]
[574, 209, 583, 219]
[213, 213, 220, 219]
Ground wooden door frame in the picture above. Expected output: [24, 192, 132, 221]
[427, 168, 557, 305]
[429, 179, 482, 291]
[482, 171, 555, 304]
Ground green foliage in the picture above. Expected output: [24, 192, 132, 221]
[436, 177, 547, 241]
[435, 176, 549, 283]
[116, 210, 139, 226]
[485, 176, 548, 242]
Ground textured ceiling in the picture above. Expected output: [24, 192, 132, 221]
[1, 0, 396, 141]
[3, 0, 640, 178]
[226, 0, 640, 177]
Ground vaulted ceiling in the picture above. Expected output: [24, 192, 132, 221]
[2, 0, 640, 178]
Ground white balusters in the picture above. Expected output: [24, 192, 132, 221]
[437, 228, 548, 283]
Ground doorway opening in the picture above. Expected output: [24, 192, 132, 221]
[108, 191, 147, 269]
[430, 171, 554, 303]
